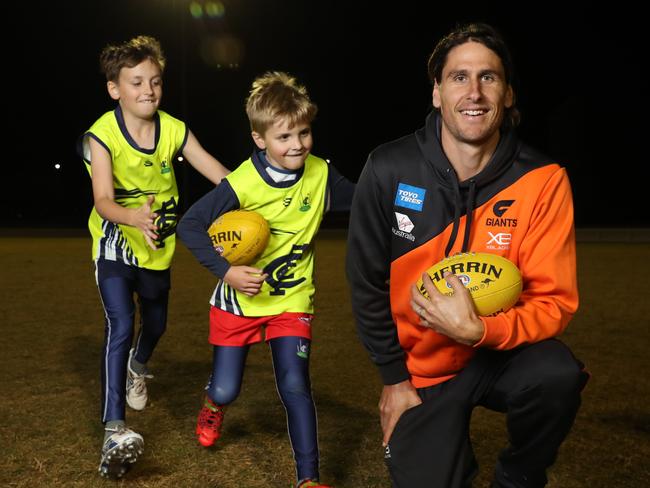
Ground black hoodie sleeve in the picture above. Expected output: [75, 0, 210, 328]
[177, 180, 240, 279]
[345, 155, 410, 385]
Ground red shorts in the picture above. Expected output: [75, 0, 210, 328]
[209, 306, 313, 346]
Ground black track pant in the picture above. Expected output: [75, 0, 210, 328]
[385, 339, 588, 488]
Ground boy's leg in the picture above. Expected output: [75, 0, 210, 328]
[97, 271, 136, 423]
[196, 344, 250, 447]
[206, 344, 250, 405]
[477, 339, 588, 488]
[131, 267, 171, 364]
[269, 336, 319, 483]
[124, 267, 170, 410]
[95, 260, 144, 478]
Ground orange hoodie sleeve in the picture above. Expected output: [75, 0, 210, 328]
[475, 167, 578, 349]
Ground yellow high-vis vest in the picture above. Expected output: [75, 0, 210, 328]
[211, 154, 328, 316]
[81, 108, 187, 270]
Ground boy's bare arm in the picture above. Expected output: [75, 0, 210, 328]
[182, 131, 230, 184]
[89, 137, 159, 249]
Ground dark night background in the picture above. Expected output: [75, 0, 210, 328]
[5, 0, 647, 228]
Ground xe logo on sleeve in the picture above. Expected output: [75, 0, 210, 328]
[395, 183, 426, 211]
[486, 232, 512, 250]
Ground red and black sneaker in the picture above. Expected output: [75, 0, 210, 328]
[196, 397, 225, 447]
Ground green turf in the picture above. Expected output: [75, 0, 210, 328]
[0, 233, 648, 487]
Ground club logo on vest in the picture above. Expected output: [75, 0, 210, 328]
[160, 159, 171, 174]
[263, 244, 309, 295]
[299, 194, 311, 212]
[154, 196, 178, 247]
[395, 183, 426, 211]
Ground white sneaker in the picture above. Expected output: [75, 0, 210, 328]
[98, 427, 144, 479]
[126, 348, 153, 411]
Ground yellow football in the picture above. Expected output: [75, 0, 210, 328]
[207, 210, 270, 266]
[416, 252, 522, 316]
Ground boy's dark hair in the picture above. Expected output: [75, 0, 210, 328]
[100, 35, 166, 82]
[427, 23, 520, 128]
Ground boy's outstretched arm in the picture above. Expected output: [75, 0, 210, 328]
[89, 137, 159, 250]
[327, 163, 356, 211]
[182, 131, 230, 184]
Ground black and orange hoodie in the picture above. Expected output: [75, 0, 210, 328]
[346, 112, 578, 389]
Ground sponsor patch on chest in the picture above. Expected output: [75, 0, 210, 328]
[394, 183, 426, 211]
[395, 212, 415, 232]
[392, 211, 416, 241]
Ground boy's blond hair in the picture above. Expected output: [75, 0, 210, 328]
[100, 35, 166, 82]
[245, 72, 317, 135]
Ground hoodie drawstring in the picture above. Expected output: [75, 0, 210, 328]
[461, 179, 476, 252]
[444, 179, 463, 257]
[444, 178, 477, 256]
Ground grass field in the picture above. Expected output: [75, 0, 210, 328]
[1, 231, 649, 487]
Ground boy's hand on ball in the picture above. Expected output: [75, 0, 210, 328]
[411, 272, 484, 346]
[224, 266, 268, 296]
[131, 195, 159, 250]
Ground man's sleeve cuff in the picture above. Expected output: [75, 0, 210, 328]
[378, 360, 411, 385]
[473, 316, 507, 349]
